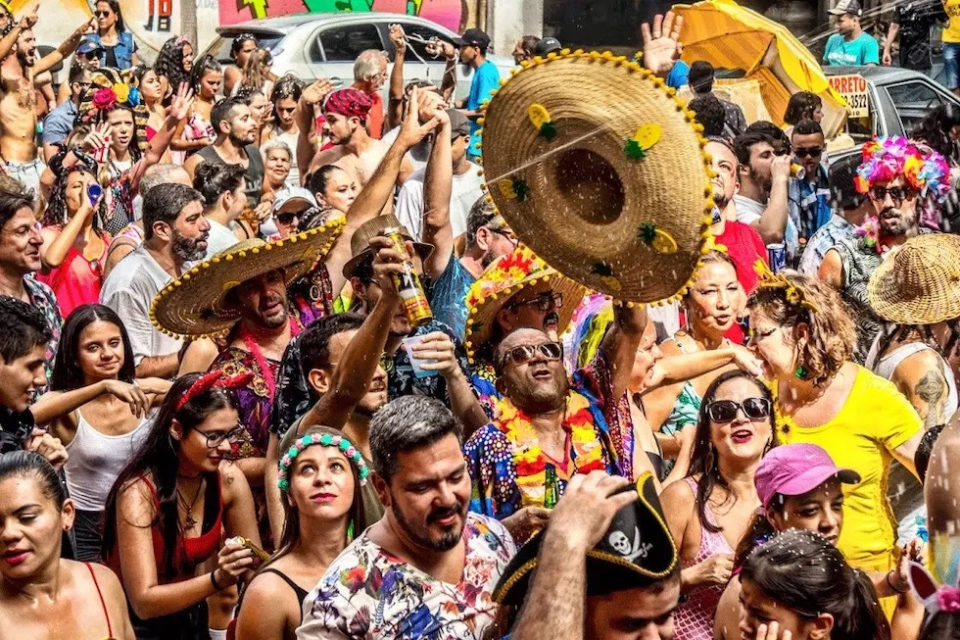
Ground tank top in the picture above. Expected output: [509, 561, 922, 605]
[64, 409, 151, 511]
[36, 233, 112, 319]
[869, 341, 959, 416]
[674, 477, 735, 640]
[85, 562, 116, 640]
[196, 144, 265, 207]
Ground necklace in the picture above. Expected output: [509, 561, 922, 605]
[176, 478, 204, 529]
[239, 319, 300, 406]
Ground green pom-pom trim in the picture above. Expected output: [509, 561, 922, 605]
[513, 179, 531, 202]
[538, 122, 558, 140]
[638, 222, 657, 244]
[624, 139, 647, 159]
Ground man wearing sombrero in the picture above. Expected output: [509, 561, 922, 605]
[151, 221, 345, 496]
[498, 471, 680, 640]
[819, 137, 952, 362]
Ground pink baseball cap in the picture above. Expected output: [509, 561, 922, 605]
[755, 443, 860, 509]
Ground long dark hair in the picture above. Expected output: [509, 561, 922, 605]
[51, 304, 136, 391]
[102, 373, 240, 577]
[190, 54, 222, 95]
[688, 370, 777, 534]
[96, 0, 126, 34]
[741, 529, 891, 640]
[155, 37, 191, 92]
[912, 104, 960, 162]
[267, 426, 367, 568]
[41, 164, 106, 231]
[922, 612, 960, 639]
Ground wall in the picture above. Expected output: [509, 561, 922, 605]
[219, 0, 469, 33]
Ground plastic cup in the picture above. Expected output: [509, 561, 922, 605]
[403, 335, 438, 378]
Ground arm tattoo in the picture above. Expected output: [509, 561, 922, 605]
[915, 370, 947, 426]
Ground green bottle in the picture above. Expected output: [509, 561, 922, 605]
[544, 464, 560, 509]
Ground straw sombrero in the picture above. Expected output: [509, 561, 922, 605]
[493, 472, 678, 605]
[151, 217, 345, 339]
[867, 233, 960, 325]
[464, 244, 586, 363]
[479, 50, 714, 304]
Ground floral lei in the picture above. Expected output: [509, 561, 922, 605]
[495, 391, 607, 507]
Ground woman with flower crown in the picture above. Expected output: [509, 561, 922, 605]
[76, 71, 195, 235]
[746, 270, 924, 619]
[233, 425, 369, 640]
[101, 372, 263, 640]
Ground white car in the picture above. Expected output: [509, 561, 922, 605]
[203, 12, 515, 102]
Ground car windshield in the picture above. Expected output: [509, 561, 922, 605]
[207, 32, 285, 65]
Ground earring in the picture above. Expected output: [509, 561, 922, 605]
[795, 365, 808, 380]
[346, 519, 355, 542]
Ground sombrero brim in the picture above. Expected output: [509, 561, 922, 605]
[480, 50, 714, 304]
[342, 241, 434, 280]
[151, 217, 345, 338]
[867, 234, 960, 325]
[464, 270, 587, 363]
[493, 472, 678, 605]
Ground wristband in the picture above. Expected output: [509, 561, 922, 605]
[210, 570, 225, 591]
[886, 569, 908, 594]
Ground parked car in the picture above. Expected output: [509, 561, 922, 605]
[202, 13, 515, 103]
[824, 65, 960, 160]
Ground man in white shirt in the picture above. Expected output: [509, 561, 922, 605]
[396, 110, 483, 240]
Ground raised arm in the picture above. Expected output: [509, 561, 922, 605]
[598, 303, 647, 402]
[40, 194, 97, 272]
[295, 79, 334, 181]
[130, 84, 194, 191]
[753, 154, 791, 244]
[387, 24, 407, 129]
[31, 380, 148, 428]
[0, 3, 37, 63]
[422, 109, 454, 280]
[35, 17, 94, 76]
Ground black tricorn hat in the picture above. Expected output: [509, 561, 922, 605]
[493, 472, 679, 605]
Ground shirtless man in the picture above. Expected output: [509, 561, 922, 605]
[0, 7, 91, 194]
[297, 82, 412, 193]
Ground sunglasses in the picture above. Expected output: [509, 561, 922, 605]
[869, 186, 916, 203]
[488, 226, 518, 246]
[507, 291, 562, 313]
[794, 146, 822, 158]
[706, 398, 771, 423]
[95, 10, 111, 17]
[500, 341, 563, 369]
[276, 210, 305, 225]
[194, 425, 245, 448]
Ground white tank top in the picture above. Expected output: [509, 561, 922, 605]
[64, 409, 153, 511]
[870, 342, 959, 420]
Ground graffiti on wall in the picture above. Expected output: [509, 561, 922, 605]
[219, 0, 465, 32]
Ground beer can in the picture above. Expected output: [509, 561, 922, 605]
[384, 227, 434, 327]
[767, 243, 786, 274]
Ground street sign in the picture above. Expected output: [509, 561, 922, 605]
[828, 74, 869, 119]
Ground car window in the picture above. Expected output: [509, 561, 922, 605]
[884, 80, 948, 135]
[316, 23, 383, 62]
[389, 22, 447, 62]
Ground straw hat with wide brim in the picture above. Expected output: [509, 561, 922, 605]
[342, 214, 434, 279]
[464, 244, 586, 363]
[493, 472, 678, 605]
[479, 50, 714, 304]
[151, 217, 345, 339]
[867, 233, 960, 325]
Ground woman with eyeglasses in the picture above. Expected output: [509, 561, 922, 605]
[746, 272, 923, 618]
[262, 75, 304, 187]
[102, 372, 263, 640]
[661, 370, 776, 640]
[643, 251, 757, 464]
[30, 304, 170, 562]
[89, 0, 141, 71]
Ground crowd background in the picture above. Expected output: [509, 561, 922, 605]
[0, 1, 958, 640]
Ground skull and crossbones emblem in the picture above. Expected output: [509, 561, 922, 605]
[608, 527, 653, 561]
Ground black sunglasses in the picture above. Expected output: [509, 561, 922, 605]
[500, 341, 563, 369]
[794, 146, 822, 158]
[276, 210, 305, 225]
[869, 186, 916, 203]
[507, 291, 562, 313]
[706, 398, 771, 423]
[95, 10, 111, 17]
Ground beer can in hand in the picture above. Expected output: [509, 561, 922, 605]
[767, 243, 786, 274]
[384, 227, 434, 327]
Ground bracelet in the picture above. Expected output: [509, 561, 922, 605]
[886, 569, 908, 594]
[210, 570, 225, 591]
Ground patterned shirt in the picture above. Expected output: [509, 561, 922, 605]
[798, 214, 855, 276]
[209, 346, 279, 457]
[23, 275, 62, 389]
[298, 513, 515, 640]
[788, 164, 831, 242]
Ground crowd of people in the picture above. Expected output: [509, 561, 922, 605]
[0, 1, 958, 639]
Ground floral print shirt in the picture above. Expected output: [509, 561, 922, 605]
[298, 513, 515, 640]
[23, 275, 62, 392]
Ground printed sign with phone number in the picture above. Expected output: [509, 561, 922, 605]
[828, 74, 869, 119]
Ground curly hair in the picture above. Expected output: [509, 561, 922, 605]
[41, 164, 105, 231]
[746, 272, 855, 386]
[154, 36, 192, 94]
[783, 91, 822, 126]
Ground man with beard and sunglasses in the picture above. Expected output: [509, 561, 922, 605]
[184, 97, 265, 210]
[100, 183, 209, 378]
[819, 136, 951, 363]
[462, 302, 647, 540]
[0, 8, 91, 194]
[298, 395, 516, 640]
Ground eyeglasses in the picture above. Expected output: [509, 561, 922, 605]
[500, 341, 563, 368]
[94, 10, 111, 17]
[507, 291, 563, 312]
[706, 398, 771, 423]
[488, 226, 518, 247]
[194, 425, 245, 448]
[869, 186, 916, 203]
[794, 146, 822, 158]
